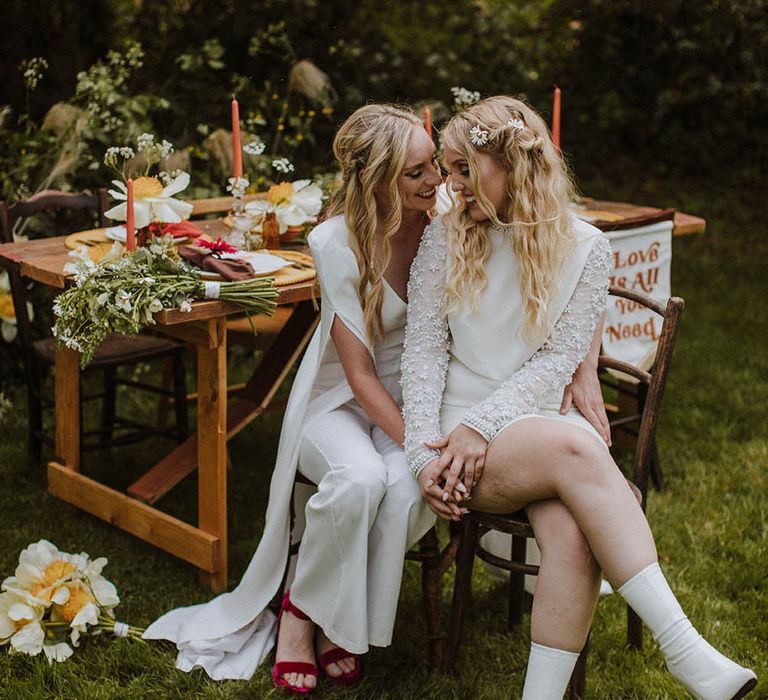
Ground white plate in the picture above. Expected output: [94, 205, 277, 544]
[199, 251, 291, 279]
[105, 225, 187, 244]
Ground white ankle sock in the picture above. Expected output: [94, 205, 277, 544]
[521, 642, 580, 700]
[618, 562, 756, 700]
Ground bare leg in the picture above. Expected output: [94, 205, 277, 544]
[527, 499, 601, 651]
[275, 609, 317, 689]
[473, 418, 756, 698]
[471, 418, 656, 586]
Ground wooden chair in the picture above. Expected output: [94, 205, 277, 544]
[0, 190, 189, 466]
[444, 287, 685, 697]
[596, 208, 677, 491]
[287, 471, 462, 669]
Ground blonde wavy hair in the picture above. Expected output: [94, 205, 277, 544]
[325, 104, 421, 343]
[441, 96, 577, 337]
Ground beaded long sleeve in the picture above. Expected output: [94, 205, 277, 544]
[460, 235, 612, 442]
[401, 218, 450, 478]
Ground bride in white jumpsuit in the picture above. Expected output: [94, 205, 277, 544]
[145, 104, 441, 691]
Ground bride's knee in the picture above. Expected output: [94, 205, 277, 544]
[330, 463, 387, 504]
[551, 431, 612, 480]
[536, 508, 598, 573]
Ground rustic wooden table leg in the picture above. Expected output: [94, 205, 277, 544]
[197, 318, 228, 591]
[54, 344, 81, 471]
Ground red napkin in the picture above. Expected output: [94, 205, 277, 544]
[148, 221, 203, 238]
[178, 246, 255, 281]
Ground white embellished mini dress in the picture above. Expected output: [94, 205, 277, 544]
[402, 215, 611, 478]
[144, 214, 434, 680]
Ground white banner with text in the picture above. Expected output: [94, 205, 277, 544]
[603, 219, 674, 369]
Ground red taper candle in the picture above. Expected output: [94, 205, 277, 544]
[424, 106, 432, 139]
[125, 177, 136, 251]
[231, 97, 243, 178]
[552, 86, 561, 151]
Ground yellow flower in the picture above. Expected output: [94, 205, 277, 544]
[30, 560, 77, 602]
[132, 176, 164, 198]
[53, 585, 95, 624]
[105, 173, 193, 228]
[267, 182, 294, 206]
[276, 124, 285, 131]
[307, 110, 315, 117]
[0, 293, 14, 318]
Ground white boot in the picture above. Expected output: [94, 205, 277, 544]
[521, 642, 580, 700]
[618, 563, 757, 700]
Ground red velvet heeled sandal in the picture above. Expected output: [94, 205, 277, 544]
[272, 592, 318, 695]
[318, 645, 361, 687]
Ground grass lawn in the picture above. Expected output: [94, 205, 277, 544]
[1, 172, 765, 698]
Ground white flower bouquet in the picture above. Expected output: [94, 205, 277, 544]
[53, 237, 278, 367]
[0, 540, 141, 663]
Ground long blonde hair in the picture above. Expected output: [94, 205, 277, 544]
[441, 96, 577, 336]
[325, 104, 421, 342]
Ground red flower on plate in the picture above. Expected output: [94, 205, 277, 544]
[196, 237, 238, 256]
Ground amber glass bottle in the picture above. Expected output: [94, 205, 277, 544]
[262, 212, 280, 250]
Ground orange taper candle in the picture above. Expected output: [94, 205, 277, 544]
[125, 177, 136, 251]
[424, 106, 432, 139]
[552, 86, 561, 151]
[231, 97, 243, 178]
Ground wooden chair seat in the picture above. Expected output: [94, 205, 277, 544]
[288, 471, 461, 669]
[33, 332, 183, 367]
[1, 190, 189, 465]
[226, 306, 295, 352]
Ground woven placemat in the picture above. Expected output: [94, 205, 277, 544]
[263, 249, 316, 286]
[64, 229, 115, 262]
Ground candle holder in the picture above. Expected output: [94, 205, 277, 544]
[225, 176, 252, 248]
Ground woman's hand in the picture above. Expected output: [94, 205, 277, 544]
[417, 459, 467, 521]
[560, 362, 611, 446]
[560, 313, 611, 446]
[425, 424, 487, 499]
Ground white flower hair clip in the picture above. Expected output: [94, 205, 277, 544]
[469, 125, 489, 146]
[507, 117, 525, 131]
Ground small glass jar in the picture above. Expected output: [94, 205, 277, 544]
[262, 212, 280, 250]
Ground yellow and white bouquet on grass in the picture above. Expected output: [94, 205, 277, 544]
[0, 540, 143, 663]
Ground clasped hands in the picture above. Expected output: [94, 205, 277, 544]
[417, 424, 488, 521]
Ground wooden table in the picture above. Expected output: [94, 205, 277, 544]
[0, 221, 319, 591]
[0, 199, 702, 591]
[582, 198, 706, 236]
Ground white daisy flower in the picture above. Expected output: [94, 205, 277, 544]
[507, 118, 525, 131]
[104, 172, 193, 228]
[469, 125, 489, 146]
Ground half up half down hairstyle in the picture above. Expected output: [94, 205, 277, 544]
[440, 96, 577, 338]
[325, 104, 421, 343]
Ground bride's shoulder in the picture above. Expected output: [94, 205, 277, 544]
[424, 214, 448, 241]
[308, 215, 349, 255]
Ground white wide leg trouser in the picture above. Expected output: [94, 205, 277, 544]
[290, 404, 434, 654]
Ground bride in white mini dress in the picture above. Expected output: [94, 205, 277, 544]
[401, 95, 756, 700]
